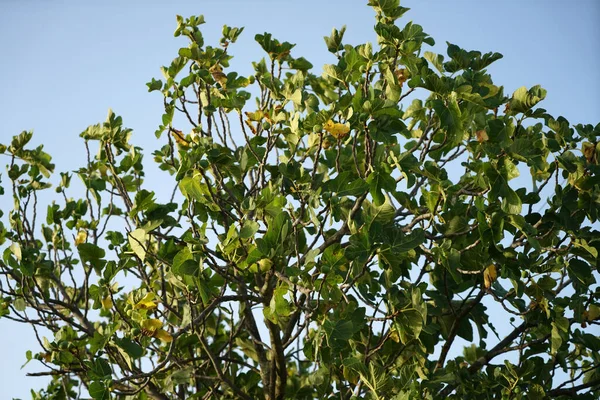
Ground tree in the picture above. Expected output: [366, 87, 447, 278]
[1, 1, 599, 399]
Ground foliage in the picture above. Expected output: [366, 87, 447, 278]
[1, 1, 600, 399]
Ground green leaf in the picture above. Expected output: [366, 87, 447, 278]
[20, 350, 33, 369]
[78, 243, 106, 265]
[87, 358, 112, 380]
[397, 309, 423, 343]
[345, 231, 371, 264]
[551, 323, 562, 355]
[323, 26, 346, 53]
[325, 172, 369, 197]
[367, 170, 396, 206]
[179, 175, 205, 203]
[322, 244, 348, 272]
[568, 259, 595, 285]
[89, 381, 109, 400]
[288, 88, 303, 107]
[168, 367, 193, 386]
[362, 196, 396, 226]
[289, 57, 313, 71]
[528, 383, 546, 400]
[387, 228, 425, 254]
[172, 247, 199, 276]
[271, 285, 291, 318]
[239, 220, 259, 239]
[323, 319, 354, 342]
[424, 51, 444, 74]
[259, 211, 291, 255]
[13, 298, 26, 312]
[431, 93, 463, 150]
[501, 188, 522, 215]
[146, 78, 163, 92]
[508, 85, 547, 114]
[114, 337, 143, 359]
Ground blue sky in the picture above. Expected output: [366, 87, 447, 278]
[0, 1, 598, 398]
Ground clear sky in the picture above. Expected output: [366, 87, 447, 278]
[0, 1, 599, 398]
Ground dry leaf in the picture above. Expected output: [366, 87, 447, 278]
[395, 68, 409, 86]
[582, 142, 597, 164]
[476, 129, 489, 143]
[210, 65, 227, 87]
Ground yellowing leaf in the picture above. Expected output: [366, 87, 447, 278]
[135, 293, 158, 310]
[101, 296, 113, 310]
[587, 304, 600, 321]
[75, 230, 87, 246]
[141, 318, 163, 333]
[244, 119, 258, 135]
[210, 65, 227, 87]
[582, 142, 597, 164]
[483, 264, 497, 289]
[153, 329, 173, 343]
[257, 258, 273, 272]
[394, 68, 409, 85]
[324, 120, 350, 140]
[170, 129, 190, 148]
[244, 110, 264, 122]
[389, 327, 400, 343]
[476, 129, 488, 143]
[128, 228, 149, 262]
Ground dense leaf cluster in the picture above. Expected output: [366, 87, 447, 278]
[1, 1, 599, 399]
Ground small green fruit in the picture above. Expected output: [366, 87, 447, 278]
[257, 258, 273, 272]
[192, 244, 203, 251]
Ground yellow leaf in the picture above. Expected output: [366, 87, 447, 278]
[476, 129, 488, 143]
[141, 318, 163, 333]
[483, 264, 497, 289]
[135, 293, 158, 310]
[244, 110, 264, 122]
[101, 296, 113, 310]
[323, 120, 350, 140]
[75, 230, 87, 246]
[153, 329, 173, 343]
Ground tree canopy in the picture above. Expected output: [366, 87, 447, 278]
[1, 1, 600, 399]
